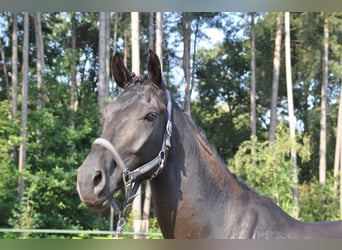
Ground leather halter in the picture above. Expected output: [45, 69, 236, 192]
[92, 88, 173, 236]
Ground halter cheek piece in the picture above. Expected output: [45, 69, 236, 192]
[92, 89, 172, 236]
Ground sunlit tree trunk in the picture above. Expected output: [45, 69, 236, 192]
[11, 13, 18, 119]
[113, 12, 118, 54]
[269, 13, 283, 146]
[334, 80, 342, 193]
[105, 12, 110, 91]
[285, 12, 298, 219]
[123, 14, 129, 67]
[131, 11, 143, 239]
[0, 37, 9, 101]
[33, 12, 45, 155]
[182, 12, 191, 116]
[148, 12, 154, 50]
[33, 12, 45, 109]
[18, 12, 29, 205]
[320, 14, 329, 185]
[250, 12, 257, 138]
[98, 12, 109, 119]
[70, 12, 77, 130]
[155, 12, 163, 66]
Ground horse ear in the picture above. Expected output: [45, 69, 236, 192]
[112, 52, 131, 89]
[148, 49, 162, 87]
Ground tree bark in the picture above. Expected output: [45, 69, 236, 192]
[250, 12, 257, 138]
[148, 12, 154, 51]
[98, 12, 109, 119]
[70, 12, 77, 130]
[319, 14, 329, 185]
[0, 38, 10, 102]
[334, 79, 342, 192]
[155, 12, 163, 71]
[269, 13, 283, 146]
[105, 12, 110, 91]
[18, 12, 29, 205]
[182, 12, 191, 116]
[33, 12, 45, 107]
[285, 12, 298, 219]
[11, 12, 18, 119]
[113, 12, 118, 54]
[33, 12, 45, 152]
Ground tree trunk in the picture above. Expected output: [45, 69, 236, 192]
[105, 12, 110, 90]
[33, 12, 45, 107]
[123, 14, 128, 67]
[250, 12, 257, 138]
[319, 14, 329, 185]
[11, 12, 18, 119]
[285, 12, 299, 219]
[131, 11, 143, 239]
[0, 38, 10, 102]
[148, 12, 154, 51]
[98, 12, 109, 119]
[33, 12, 45, 153]
[190, 16, 200, 104]
[334, 79, 342, 193]
[18, 12, 29, 205]
[269, 13, 283, 146]
[70, 12, 77, 130]
[182, 12, 191, 116]
[131, 12, 140, 75]
[155, 12, 163, 68]
[113, 12, 118, 54]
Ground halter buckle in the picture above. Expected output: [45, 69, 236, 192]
[123, 170, 133, 187]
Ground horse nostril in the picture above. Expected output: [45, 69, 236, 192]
[93, 170, 106, 196]
[93, 171, 103, 187]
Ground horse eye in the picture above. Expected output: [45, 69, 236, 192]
[145, 112, 157, 122]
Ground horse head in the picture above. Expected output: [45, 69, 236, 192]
[76, 50, 171, 212]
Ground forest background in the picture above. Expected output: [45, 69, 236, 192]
[0, 12, 341, 238]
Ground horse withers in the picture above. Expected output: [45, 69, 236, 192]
[76, 50, 342, 238]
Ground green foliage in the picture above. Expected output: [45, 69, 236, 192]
[231, 123, 311, 217]
[192, 38, 251, 161]
[0, 101, 20, 228]
[299, 173, 340, 222]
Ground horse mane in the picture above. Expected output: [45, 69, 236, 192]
[182, 112, 256, 195]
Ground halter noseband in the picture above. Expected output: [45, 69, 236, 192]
[92, 88, 173, 236]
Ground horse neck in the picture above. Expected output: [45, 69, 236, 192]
[150, 105, 247, 238]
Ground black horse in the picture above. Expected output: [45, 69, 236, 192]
[77, 50, 342, 238]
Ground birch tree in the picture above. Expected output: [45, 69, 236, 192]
[284, 12, 299, 219]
